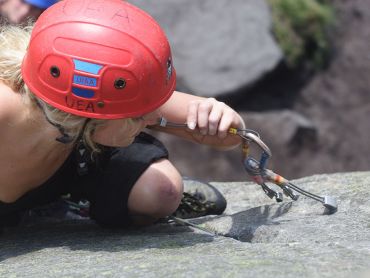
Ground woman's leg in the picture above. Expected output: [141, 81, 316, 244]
[127, 158, 183, 225]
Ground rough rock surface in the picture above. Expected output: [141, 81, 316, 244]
[1, 172, 369, 278]
[128, 0, 282, 96]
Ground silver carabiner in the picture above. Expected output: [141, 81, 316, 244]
[241, 132, 272, 157]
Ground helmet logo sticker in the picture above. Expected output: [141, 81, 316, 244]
[73, 59, 103, 74]
[72, 87, 95, 98]
[73, 75, 97, 87]
[71, 59, 103, 99]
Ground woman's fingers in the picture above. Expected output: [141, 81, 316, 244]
[186, 98, 243, 137]
[208, 101, 225, 136]
[218, 109, 238, 138]
[186, 100, 199, 130]
[197, 98, 216, 135]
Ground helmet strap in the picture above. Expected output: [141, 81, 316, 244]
[35, 99, 74, 144]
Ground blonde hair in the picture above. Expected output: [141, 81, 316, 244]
[0, 23, 138, 153]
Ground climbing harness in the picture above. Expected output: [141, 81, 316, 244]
[158, 117, 338, 213]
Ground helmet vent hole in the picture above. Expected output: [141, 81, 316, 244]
[50, 66, 60, 78]
[114, 78, 126, 89]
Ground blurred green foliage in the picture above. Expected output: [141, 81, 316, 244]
[267, 0, 335, 69]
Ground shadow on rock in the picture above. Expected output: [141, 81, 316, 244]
[227, 202, 293, 242]
[0, 219, 214, 262]
[191, 201, 293, 243]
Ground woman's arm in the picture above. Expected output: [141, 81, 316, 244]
[150, 91, 245, 150]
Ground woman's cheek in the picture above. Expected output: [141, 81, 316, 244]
[92, 120, 144, 147]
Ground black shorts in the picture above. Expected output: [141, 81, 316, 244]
[0, 133, 168, 228]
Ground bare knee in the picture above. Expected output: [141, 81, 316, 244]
[127, 159, 183, 222]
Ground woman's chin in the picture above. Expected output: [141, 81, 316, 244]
[121, 136, 136, 147]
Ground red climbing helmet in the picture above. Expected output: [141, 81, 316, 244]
[22, 0, 176, 119]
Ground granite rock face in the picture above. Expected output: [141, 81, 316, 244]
[128, 0, 282, 96]
[1, 172, 370, 278]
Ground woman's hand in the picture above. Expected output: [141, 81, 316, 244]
[148, 91, 246, 149]
[186, 97, 245, 139]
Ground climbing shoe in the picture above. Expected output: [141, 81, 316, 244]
[173, 177, 227, 219]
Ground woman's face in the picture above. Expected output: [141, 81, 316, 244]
[91, 109, 161, 147]
[0, 0, 43, 24]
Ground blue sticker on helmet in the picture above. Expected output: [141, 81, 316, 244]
[73, 75, 97, 87]
[72, 87, 95, 98]
[73, 59, 103, 74]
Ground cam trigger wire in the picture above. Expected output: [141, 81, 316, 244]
[168, 216, 218, 236]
